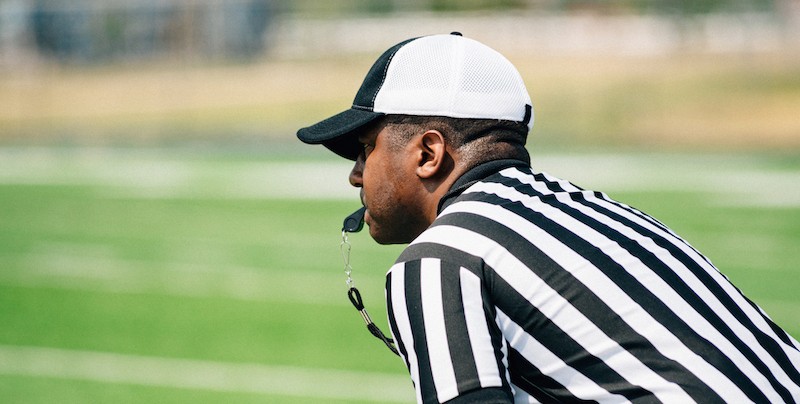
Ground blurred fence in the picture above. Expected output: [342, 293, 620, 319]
[271, 10, 800, 59]
[1, 0, 800, 67]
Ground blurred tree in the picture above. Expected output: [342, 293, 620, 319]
[429, 0, 528, 12]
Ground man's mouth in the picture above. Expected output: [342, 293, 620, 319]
[360, 191, 368, 225]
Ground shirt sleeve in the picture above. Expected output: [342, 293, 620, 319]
[386, 257, 513, 404]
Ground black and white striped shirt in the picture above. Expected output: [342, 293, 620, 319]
[386, 160, 800, 403]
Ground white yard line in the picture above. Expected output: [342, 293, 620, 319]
[0, 148, 356, 200]
[0, 344, 413, 402]
[1, 148, 799, 205]
[1, 247, 387, 306]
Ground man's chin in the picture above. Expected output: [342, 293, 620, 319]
[368, 225, 413, 245]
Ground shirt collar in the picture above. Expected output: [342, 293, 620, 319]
[437, 159, 529, 214]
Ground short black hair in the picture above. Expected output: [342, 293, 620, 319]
[382, 115, 531, 166]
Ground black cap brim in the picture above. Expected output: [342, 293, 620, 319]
[297, 108, 384, 161]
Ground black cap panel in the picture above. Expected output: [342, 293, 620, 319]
[352, 37, 418, 109]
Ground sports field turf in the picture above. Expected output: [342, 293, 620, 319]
[0, 146, 798, 402]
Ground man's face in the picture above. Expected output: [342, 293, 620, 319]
[349, 124, 429, 244]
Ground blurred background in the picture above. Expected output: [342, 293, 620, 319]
[1, 1, 799, 403]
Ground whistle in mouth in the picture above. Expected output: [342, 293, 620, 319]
[342, 206, 366, 233]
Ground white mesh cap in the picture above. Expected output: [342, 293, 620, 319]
[298, 33, 533, 160]
[374, 34, 533, 129]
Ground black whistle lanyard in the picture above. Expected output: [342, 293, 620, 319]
[347, 286, 399, 356]
[341, 208, 399, 357]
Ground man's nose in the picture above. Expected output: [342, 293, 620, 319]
[349, 153, 364, 187]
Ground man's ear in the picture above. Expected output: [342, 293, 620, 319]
[414, 130, 447, 179]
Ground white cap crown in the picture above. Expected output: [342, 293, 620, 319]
[374, 34, 533, 129]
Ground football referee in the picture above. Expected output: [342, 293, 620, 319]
[298, 33, 800, 403]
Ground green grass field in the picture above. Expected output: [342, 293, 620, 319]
[2, 11, 799, 400]
[0, 146, 798, 402]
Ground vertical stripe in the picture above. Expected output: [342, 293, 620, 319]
[459, 268, 503, 389]
[439, 261, 481, 395]
[386, 271, 410, 371]
[388, 264, 424, 404]
[402, 261, 439, 403]
[419, 258, 459, 402]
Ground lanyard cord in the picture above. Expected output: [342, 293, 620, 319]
[348, 286, 399, 356]
[341, 230, 400, 357]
